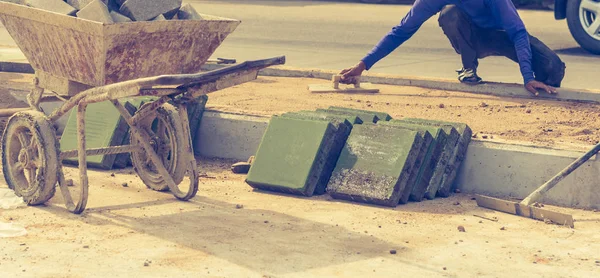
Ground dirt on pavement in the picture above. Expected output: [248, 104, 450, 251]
[1, 158, 600, 278]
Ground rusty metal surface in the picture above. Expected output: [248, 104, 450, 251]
[0, 2, 240, 94]
[59, 145, 141, 159]
[0, 108, 30, 117]
[171, 103, 199, 200]
[47, 57, 285, 122]
[73, 103, 89, 214]
[129, 96, 171, 126]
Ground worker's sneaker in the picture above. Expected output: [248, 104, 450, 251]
[457, 68, 482, 85]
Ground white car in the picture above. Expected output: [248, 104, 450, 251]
[555, 0, 600, 54]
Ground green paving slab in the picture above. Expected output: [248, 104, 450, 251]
[402, 119, 472, 197]
[282, 111, 361, 125]
[112, 97, 158, 168]
[377, 121, 435, 204]
[187, 95, 209, 152]
[60, 101, 130, 170]
[281, 112, 353, 195]
[327, 124, 423, 207]
[246, 116, 337, 196]
[327, 106, 392, 122]
[112, 102, 137, 169]
[316, 108, 376, 124]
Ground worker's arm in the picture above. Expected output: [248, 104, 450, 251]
[485, 0, 556, 95]
[340, 0, 447, 82]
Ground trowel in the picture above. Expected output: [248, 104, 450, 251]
[476, 142, 600, 228]
[308, 75, 379, 94]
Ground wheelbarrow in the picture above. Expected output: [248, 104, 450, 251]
[0, 2, 285, 214]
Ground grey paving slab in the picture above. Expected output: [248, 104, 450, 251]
[327, 124, 422, 207]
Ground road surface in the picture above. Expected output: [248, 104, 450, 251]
[194, 0, 599, 89]
[0, 0, 597, 89]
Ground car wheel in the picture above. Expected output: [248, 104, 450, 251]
[566, 0, 600, 54]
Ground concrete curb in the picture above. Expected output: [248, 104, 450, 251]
[195, 110, 600, 210]
[202, 64, 600, 104]
[4, 60, 598, 103]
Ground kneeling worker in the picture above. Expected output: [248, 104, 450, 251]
[340, 0, 566, 95]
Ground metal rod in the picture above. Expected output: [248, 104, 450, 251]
[0, 108, 30, 117]
[57, 167, 76, 212]
[111, 100, 135, 127]
[49, 91, 92, 122]
[129, 96, 169, 126]
[73, 103, 89, 214]
[49, 90, 68, 102]
[60, 145, 141, 159]
[521, 143, 600, 205]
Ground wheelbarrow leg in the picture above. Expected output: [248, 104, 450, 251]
[174, 103, 199, 200]
[56, 104, 89, 214]
[74, 104, 90, 213]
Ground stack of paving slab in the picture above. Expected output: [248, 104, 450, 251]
[246, 106, 472, 207]
[2, 0, 203, 23]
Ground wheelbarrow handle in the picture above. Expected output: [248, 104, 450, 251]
[138, 56, 286, 89]
[521, 142, 600, 206]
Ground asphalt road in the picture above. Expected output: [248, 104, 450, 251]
[0, 0, 596, 89]
[190, 0, 599, 89]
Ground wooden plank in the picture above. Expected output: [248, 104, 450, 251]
[530, 206, 575, 228]
[475, 195, 518, 215]
[478, 195, 574, 228]
[308, 83, 379, 94]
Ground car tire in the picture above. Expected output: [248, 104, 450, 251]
[566, 0, 600, 54]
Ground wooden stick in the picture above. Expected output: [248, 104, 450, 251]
[473, 214, 499, 222]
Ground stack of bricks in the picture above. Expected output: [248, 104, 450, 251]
[246, 107, 472, 208]
[2, 0, 203, 23]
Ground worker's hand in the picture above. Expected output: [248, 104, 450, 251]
[525, 80, 557, 96]
[339, 61, 366, 84]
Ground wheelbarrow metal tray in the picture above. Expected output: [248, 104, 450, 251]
[0, 2, 240, 93]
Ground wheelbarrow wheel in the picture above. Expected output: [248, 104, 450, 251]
[1, 111, 58, 205]
[130, 103, 186, 191]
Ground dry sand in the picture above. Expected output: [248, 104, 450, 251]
[1, 159, 599, 278]
[206, 76, 600, 147]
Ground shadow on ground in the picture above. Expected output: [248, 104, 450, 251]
[39, 195, 449, 276]
[554, 47, 598, 57]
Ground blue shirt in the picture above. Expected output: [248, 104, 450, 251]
[361, 0, 534, 84]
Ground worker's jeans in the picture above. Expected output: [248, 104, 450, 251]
[438, 5, 566, 87]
